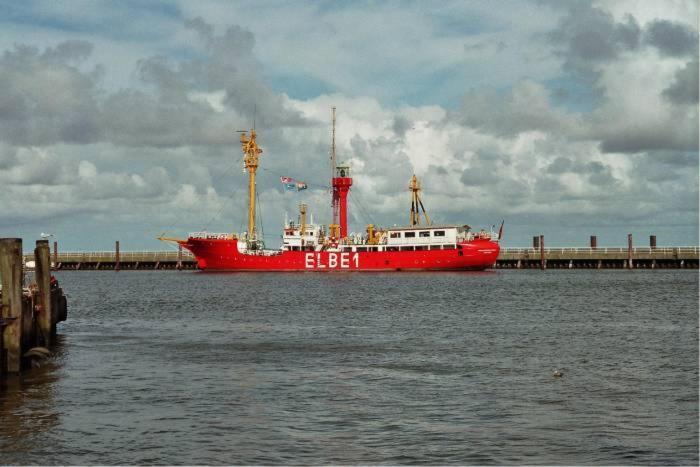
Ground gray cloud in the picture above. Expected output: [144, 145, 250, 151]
[644, 20, 698, 57]
[391, 116, 412, 138]
[455, 81, 579, 137]
[0, 143, 17, 170]
[586, 161, 617, 187]
[597, 116, 698, 154]
[546, 156, 573, 175]
[460, 150, 508, 187]
[350, 135, 414, 196]
[663, 59, 699, 105]
[0, 42, 103, 146]
[0, 19, 308, 149]
[548, 4, 640, 66]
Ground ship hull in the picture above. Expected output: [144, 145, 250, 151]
[181, 238, 499, 271]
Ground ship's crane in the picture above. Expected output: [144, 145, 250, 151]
[409, 174, 431, 226]
[240, 129, 263, 243]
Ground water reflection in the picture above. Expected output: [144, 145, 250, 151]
[0, 336, 65, 463]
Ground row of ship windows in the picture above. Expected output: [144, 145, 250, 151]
[284, 244, 460, 252]
[390, 230, 446, 238]
[285, 231, 316, 237]
[284, 230, 447, 238]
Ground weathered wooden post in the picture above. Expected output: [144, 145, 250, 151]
[650, 235, 656, 249]
[539, 235, 546, 270]
[627, 233, 633, 269]
[590, 235, 597, 249]
[115, 240, 120, 271]
[533, 236, 540, 249]
[34, 240, 52, 347]
[53, 241, 58, 269]
[177, 244, 183, 271]
[0, 238, 23, 373]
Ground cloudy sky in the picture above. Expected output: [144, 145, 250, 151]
[0, 0, 697, 250]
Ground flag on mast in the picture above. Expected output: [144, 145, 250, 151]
[280, 176, 307, 192]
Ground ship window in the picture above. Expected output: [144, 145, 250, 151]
[419, 231, 430, 237]
[404, 232, 416, 238]
[307, 232, 314, 237]
[415, 245, 427, 251]
[387, 246, 398, 251]
[443, 244, 455, 250]
[390, 232, 400, 239]
[356, 247, 367, 252]
[434, 230, 445, 237]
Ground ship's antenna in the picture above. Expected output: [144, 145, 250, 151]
[329, 106, 340, 233]
[330, 107, 336, 182]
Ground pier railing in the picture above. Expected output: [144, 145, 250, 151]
[501, 247, 699, 254]
[39, 250, 195, 262]
[22, 247, 698, 270]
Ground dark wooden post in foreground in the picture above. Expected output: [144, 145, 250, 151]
[590, 235, 597, 249]
[0, 238, 23, 373]
[177, 244, 183, 271]
[53, 241, 58, 269]
[539, 235, 546, 270]
[650, 235, 656, 249]
[627, 234, 633, 269]
[34, 240, 52, 348]
[115, 240, 120, 271]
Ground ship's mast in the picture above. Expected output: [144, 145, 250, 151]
[329, 107, 352, 240]
[330, 107, 339, 231]
[240, 129, 263, 239]
[409, 174, 431, 226]
[331, 107, 337, 182]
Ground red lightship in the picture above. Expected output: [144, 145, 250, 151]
[160, 108, 500, 271]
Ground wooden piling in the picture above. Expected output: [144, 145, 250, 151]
[53, 241, 58, 269]
[34, 240, 52, 348]
[533, 236, 540, 249]
[650, 235, 657, 249]
[0, 238, 23, 373]
[627, 234, 633, 269]
[177, 244, 183, 271]
[115, 240, 120, 272]
[590, 235, 597, 249]
[539, 235, 546, 270]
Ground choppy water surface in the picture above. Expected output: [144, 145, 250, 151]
[1, 270, 697, 465]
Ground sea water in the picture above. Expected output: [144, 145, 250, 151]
[1, 270, 697, 464]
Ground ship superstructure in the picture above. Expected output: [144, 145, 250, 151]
[160, 108, 500, 271]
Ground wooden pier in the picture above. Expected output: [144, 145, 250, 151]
[497, 247, 698, 269]
[29, 239, 699, 270]
[1, 238, 68, 378]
